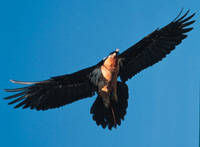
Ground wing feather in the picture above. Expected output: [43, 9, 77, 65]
[119, 10, 195, 82]
[4, 65, 100, 110]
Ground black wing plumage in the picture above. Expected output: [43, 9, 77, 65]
[119, 10, 195, 82]
[4, 65, 99, 110]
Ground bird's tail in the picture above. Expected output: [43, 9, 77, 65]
[90, 81, 129, 130]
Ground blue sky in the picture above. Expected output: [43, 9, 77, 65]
[0, 1, 199, 147]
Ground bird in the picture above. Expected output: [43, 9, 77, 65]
[3, 10, 195, 130]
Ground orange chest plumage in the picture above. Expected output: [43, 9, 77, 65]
[101, 57, 118, 81]
[98, 53, 119, 108]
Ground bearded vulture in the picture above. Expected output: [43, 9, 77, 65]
[3, 10, 195, 130]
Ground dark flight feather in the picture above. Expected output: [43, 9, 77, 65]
[118, 10, 195, 82]
[4, 64, 100, 110]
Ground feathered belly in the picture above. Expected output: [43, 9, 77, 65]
[98, 65, 118, 108]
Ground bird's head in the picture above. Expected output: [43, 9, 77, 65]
[109, 49, 119, 58]
[102, 49, 119, 71]
[103, 49, 119, 61]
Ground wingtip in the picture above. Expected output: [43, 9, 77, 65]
[3, 89, 10, 92]
[9, 79, 38, 85]
[172, 8, 184, 22]
[3, 96, 8, 100]
[172, 8, 195, 22]
[10, 79, 16, 83]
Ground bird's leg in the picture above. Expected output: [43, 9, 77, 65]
[111, 106, 117, 128]
[111, 70, 118, 102]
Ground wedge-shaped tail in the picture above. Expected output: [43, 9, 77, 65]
[90, 81, 129, 130]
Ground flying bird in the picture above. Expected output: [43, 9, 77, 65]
[4, 10, 195, 130]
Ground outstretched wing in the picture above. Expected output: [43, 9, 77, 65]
[118, 10, 195, 82]
[4, 64, 101, 110]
